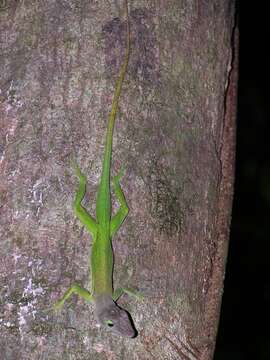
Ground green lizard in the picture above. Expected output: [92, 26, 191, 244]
[54, 1, 139, 337]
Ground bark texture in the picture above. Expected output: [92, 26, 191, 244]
[0, 1, 237, 359]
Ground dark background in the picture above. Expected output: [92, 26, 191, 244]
[214, 1, 269, 359]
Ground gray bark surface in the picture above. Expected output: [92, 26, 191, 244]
[0, 1, 237, 359]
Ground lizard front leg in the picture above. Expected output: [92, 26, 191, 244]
[54, 283, 93, 311]
[112, 287, 143, 302]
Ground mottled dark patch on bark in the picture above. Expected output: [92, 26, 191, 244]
[102, 7, 159, 84]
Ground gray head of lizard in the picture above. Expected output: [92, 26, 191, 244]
[94, 295, 137, 338]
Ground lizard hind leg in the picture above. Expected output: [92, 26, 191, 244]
[110, 168, 129, 237]
[71, 161, 97, 235]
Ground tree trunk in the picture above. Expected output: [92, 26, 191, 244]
[0, 1, 237, 359]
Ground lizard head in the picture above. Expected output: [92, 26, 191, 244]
[94, 295, 137, 338]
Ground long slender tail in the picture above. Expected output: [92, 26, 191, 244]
[102, 0, 130, 180]
[96, 0, 130, 221]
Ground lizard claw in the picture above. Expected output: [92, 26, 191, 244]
[53, 299, 65, 312]
[113, 167, 126, 184]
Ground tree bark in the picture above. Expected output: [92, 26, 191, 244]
[0, 1, 237, 359]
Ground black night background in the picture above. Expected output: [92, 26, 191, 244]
[214, 1, 269, 359]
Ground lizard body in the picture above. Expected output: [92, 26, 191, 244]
[54, 0, 139, 337]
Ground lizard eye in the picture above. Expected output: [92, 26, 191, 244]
[106, 320, 114, 327]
